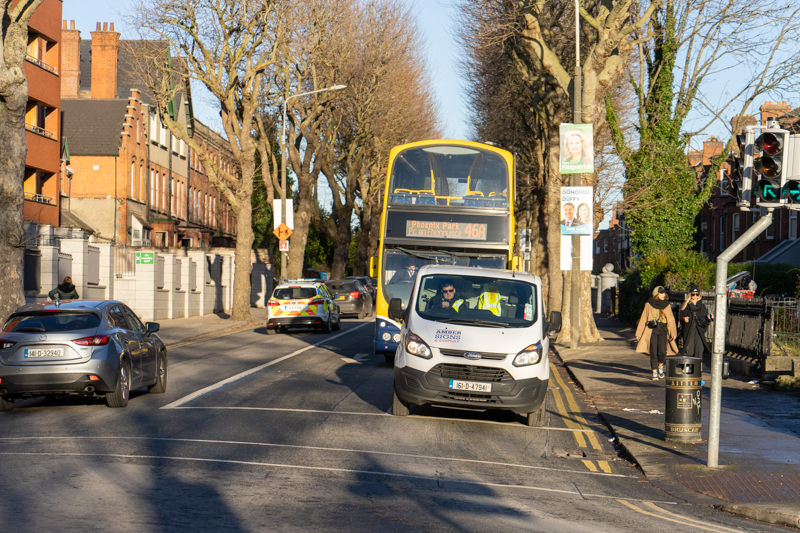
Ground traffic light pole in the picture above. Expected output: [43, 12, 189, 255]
[708, 209, 773, 468]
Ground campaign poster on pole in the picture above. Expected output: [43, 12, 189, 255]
[559, 123, 594, 175]
[560, 235, 593, 271]
[560, 186, 592, 235]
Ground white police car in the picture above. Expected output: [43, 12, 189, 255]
[266, 280, 341, 334]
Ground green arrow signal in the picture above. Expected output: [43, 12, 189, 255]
[785, 180, 800, 203]
[759, 180, 778, 199]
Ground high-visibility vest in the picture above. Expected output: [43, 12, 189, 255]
[451, 299, 465, 312]
[477, 291, 501, 316]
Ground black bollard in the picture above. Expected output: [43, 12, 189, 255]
[665, 356, 703, 443]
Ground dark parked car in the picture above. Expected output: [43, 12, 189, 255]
[347, 275, 377, 301]
[0, 300, 167, 411]
[325, 280, 373, 319]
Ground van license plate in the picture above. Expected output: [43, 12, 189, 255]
[449, 380, 491, 393]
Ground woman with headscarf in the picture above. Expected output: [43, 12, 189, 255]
[635, 286, 678, 380]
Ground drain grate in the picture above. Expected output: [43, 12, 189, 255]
[675, 472, 800, 503]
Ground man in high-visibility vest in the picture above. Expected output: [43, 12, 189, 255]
[477, 283, 502, 316]
[429, 280, 465, 313]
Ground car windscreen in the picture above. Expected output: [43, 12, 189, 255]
[273, 287, 318, 300]
[326, 282, 357, 294]
[3, 311, 102, 333]
[415, 274, 537, 327]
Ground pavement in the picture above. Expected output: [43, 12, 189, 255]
[554, 315, 800, 529]
[152, 309, 800, 529]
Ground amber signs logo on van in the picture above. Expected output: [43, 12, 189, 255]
[434, 328, 461, 343]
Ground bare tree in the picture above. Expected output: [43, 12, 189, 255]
[316, 0, 438, 278]
[0, 0, 44, 320]
[132, 0, 285, 320]
[460, 0, 655, 344]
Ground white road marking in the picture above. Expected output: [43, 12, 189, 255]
[0, 435, 632, 478]
[162, 323, 370, 409]
[0, 450, 666, 501]
[162, 405, 597, 432]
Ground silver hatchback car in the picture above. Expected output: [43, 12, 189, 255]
[0, 300, 167, 410]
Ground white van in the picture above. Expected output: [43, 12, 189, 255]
[389, 264, 561, 426]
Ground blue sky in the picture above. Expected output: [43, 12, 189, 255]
[60, 0, 472, 140]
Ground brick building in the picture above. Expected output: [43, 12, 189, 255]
[59, 20, 236, 248]
[593, 203, 630, 273]
[24, 0, 62, 228]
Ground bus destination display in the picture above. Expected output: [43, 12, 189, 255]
[406, 220, 487, 241]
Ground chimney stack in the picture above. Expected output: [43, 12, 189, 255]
[61, 20, 81, 98]
[90, 21, 120, 99]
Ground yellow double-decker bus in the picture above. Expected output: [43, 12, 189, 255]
[371, 139, 518, 360]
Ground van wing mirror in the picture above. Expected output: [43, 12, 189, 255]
[545, 311, 562, 335]
[388, 298, 405, 321]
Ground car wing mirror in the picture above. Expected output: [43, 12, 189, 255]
[388, 298, 405, 321]
[545, 311, 562, 336]
[145, 322, 160, 334]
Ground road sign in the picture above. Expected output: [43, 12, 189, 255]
[279, 240, 289, 252]
[273, 222, 293, 241]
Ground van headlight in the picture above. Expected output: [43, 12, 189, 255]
[405, 332, 432, 359]
[513, 342, 543, 367]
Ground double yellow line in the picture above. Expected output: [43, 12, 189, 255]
[548, 361, 612, 474]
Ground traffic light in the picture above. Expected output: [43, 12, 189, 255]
[734, 131, 754, 208]
[781, 134, 800, 209]
[753, 127, 789, 207]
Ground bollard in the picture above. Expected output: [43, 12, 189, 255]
[665, 356, 703, 443]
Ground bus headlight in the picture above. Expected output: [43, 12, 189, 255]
[513, 342, 543, 367]
[392, 333, 402, 343]
[405, 332, 432, 359]
[382, 332, 391, 341]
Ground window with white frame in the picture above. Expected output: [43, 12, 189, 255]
[719, 214, 726, 249]
[791, 211, 798, 239]
[732, 213, 740, 241]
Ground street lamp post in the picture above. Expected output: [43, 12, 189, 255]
[279, 84, 347, 282]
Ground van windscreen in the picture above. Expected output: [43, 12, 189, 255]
[416, 274, 537, 327]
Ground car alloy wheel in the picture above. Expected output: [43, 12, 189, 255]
[106, 360, 131, 408]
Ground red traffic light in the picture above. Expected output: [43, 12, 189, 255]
[757, 132, 783, 155]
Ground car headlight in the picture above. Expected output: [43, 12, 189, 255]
[405, 331, 432, 359]
[513, 342, 543, 367]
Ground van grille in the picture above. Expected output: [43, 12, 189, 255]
[438, 348, 507, 360]
[432, 363, 510, 382]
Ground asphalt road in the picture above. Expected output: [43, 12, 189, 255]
[0, 321, 781, 532]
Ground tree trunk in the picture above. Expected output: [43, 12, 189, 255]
[231, 172, 255, 321]
[0, 14, 33, 320]
[287, 178, 314, 279]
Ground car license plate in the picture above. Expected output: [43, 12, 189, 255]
[24, 347, 64, 358]
[449, 379, 491, 393]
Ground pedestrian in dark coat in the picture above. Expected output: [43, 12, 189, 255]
[635, 286, 678, 380]
[48, 276, 79, 300]
[679, 285, 712, 357]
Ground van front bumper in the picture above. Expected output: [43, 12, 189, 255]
[394, 364, 547, 415]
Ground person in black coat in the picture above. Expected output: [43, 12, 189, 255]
[679, 285, 712, 357]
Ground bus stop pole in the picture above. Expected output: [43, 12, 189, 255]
[708, 210, 773, 467]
